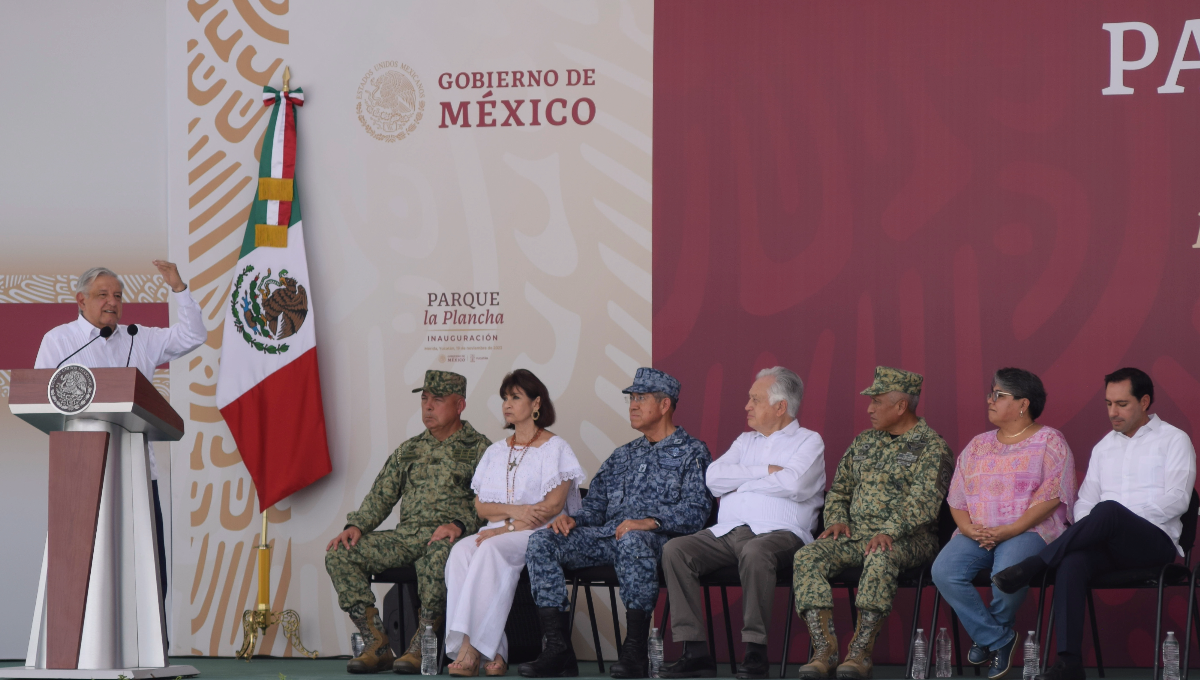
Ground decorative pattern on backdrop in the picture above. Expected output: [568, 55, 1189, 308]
[0, 274, 172, 303]
[171, 1, 299, 657]
[169, 1, 652, 659]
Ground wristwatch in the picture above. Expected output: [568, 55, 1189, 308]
[507, 522, 516, 532]
[651, 517, 663, 531]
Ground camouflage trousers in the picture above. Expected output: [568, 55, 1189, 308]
[325, 524, 453, 614]
[526, 526, 669, 612]
[792, 532, 938, 614]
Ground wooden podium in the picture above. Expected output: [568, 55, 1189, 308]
[5, 368, 198, 679]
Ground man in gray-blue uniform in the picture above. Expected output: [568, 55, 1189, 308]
[519, 368, 713, 680]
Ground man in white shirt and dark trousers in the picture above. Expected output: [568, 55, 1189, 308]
[993, 368, 1197, 680]
[660, 367, 825, 679]
[34, 262, 207, 630]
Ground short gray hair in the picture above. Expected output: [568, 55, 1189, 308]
[756, 366, 804, 418]
[76, 267, 124, 295]
[891, 390, 920, 412]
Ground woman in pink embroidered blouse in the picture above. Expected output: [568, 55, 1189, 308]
[931, 368, 1077, 680]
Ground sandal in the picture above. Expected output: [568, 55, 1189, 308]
[448, 653, 481, 677]
[485, 656, 508, 677]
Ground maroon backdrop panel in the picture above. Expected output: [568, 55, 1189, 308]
[0, 303, 169, 369]
[654, 1, 1200, 668]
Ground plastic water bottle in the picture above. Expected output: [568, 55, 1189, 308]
[1022, 631, 1039, 680]
[648, 626, 664, 678]
[350, 631, 365, 657]
[420, 624, 438, 675]
[1164, 631, 1181, 680]
[912, 628, 928, 680]
[935, 628, 952, 678]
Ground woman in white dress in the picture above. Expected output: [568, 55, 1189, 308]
[445, 369, 585, 676]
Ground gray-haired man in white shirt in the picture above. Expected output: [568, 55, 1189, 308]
[34, 262, 206, 620]
[992, 367, 1197, 680]
[660, 367, 826, 679]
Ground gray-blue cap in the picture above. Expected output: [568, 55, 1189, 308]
[621, 367, 681, 401]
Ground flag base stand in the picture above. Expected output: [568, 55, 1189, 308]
[235, 606, 317, 660]
[235, 502, 319, 661]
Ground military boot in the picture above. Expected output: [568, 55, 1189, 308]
[394, 609, 443, 674]
[609, 609, 652, 679]
[797, 609, 838, 680]
[835, 610, 885, 680]
[518, 607, 579, 677]
[347, 606, 396, 674]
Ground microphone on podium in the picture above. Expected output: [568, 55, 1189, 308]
[125, 324, 140, 368]
[56, 326, 114, 368]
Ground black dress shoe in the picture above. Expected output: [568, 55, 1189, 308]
[991, 556, 1046, 594]
[1033, 659, 1085, 680]
[658, 652, 717, 678]
[736, 647, 769, 679]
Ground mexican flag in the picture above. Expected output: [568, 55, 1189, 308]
[215, 83, 332, 510]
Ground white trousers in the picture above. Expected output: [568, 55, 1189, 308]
[444, 527, 534, 661]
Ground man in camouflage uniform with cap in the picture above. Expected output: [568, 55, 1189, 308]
[519, 368, 713, 679]
[794, 367, 953, 680]
[326, 370, 490, 674]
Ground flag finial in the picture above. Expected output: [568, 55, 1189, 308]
[282, 66, 291, 94]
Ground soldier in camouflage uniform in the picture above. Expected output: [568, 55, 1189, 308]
[793, 367, 953, 680]
[519, 368, 712, 680]
[325, 370, 491, 675]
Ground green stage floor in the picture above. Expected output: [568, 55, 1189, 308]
[0, 659, 1157, 680]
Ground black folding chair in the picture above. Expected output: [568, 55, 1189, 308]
[373, 562, 543, 668]
[372, 566, 422, 658]
[1041, 490, 1200, 679]
[929, 554, 1053, 676]
[1180, 557, 1200, 680]
[832, 500, 955, 680]
[692, 509, 821, 678]
[926, 558, 1051, 676]
[565, 491, 716, 672]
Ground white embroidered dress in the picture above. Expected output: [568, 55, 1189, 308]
[445, 435, 585, 660]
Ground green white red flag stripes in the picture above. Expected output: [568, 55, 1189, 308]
[215, 84, 331, 510]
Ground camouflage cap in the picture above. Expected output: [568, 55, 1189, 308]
[622, 367, 681, 401]
[412, 369, 467, 397]
[860, 366, 923, 397]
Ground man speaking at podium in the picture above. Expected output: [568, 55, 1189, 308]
[33, 261, 207, 608]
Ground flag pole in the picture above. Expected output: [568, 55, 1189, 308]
[234, 63, 317, 662]
[256, 510, 270, 611]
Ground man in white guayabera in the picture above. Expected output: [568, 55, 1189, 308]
[659, 367, 826, 679]
[34, 262, 206, 617]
